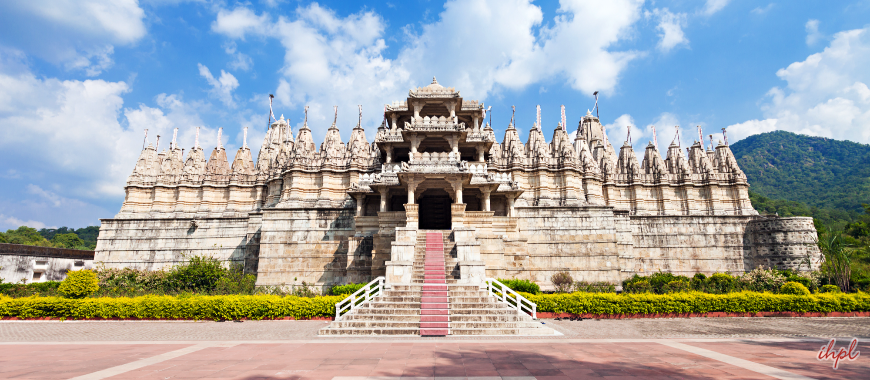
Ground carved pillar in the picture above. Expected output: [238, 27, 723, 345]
[444, 135, 459, 157]
[406, 177, 422, 205]
[391, 114, 398, 130]
[354, 194, 365, 216]
[473, 114, 480, 130]
[450, 180, 463, 204]
[413, 101, 421, 120]
[482, 188, 491, 212]
[476, 146, 485, 162]
[385, 146, 394, 163]
[446, 102, 456, 120]
[379, 188, 388, 212]
[506, 195, 515, 217]
[409, 134, 420, 162]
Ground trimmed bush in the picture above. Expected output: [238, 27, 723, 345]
[785, 275, 813, 291]
[820, 284, 842, 293]
[0, 294, 343, 320]
[497, 279, 541, 294]
[624, 280, 651, 293]
[551, 272, 573, 293]
[525, 291, 870, 315]
[574, 281, 616, 293]
[330, 283, 365, 296]
[58, 270, 99, 299]
[663, 280, 690, 293]
[780, 282, 811, 296]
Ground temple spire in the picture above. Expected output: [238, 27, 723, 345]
[217, 128, 223, 149]
[561, 105, 566, 131]
[195, 127, 200, 149]
[509, 105, 516, 128]
[652, 125, 658, 149]
[722, 127, 729, 145]
[142, 129, 148, 150]
[535, 105, 541, 130]
[303, 106, 309, 128]
[697, 125, 704, 149]
[156, 135, 160, 151]
[243, 127, 248, 149]
[358, 104, 362, 127]
[171, 128, 178, 150]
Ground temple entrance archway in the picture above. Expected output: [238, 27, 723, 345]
[418, 188, 452, 230]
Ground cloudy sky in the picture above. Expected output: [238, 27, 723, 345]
[1, 0, 870, 230]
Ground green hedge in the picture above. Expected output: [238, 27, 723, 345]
[523, 291, 870, 314]
[0, 294, 342, 321]
[3, 291, 869, 320]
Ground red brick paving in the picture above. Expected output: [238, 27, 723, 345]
[0, 344, 187, 380]
[1, 340, 860, 379]
[684, 340, 868, 380]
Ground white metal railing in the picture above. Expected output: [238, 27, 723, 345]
[485, 278, 537, 319]
[334, 276, 384, 321]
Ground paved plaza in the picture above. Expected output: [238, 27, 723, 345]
[0, 318, 867, 379]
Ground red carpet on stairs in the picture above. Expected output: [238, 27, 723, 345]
[420, 231, 448, 336]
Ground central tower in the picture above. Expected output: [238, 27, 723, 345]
[347, 78, 522, 286]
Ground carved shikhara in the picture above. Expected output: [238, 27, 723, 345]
[97, 78, 821, 291]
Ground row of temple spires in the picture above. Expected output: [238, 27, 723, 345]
[130, 105, 743, 181]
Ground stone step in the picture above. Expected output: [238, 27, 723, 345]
[330, 321, 421, 329]
[319, 328, 420, 336]
[343, 314, 421, 322]
[450, 327, 556, 336]
[345, 309, 420, 316]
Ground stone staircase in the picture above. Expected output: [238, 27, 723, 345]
[420, 232, 448, 336]
[318, 229, 558, 336]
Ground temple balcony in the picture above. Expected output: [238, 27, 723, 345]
[404, 116, 465, 132]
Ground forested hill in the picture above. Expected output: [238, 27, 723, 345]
[731, 130, 870, 221]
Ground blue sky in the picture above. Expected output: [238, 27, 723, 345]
[2, 0, 870, 230]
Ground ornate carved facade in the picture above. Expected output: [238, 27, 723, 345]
[97, 78, 821, 290]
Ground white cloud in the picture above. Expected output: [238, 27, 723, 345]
[198, 63, 239, 108]
[806, 19, 822, 46]
[212, 0, 645, 142]
[0, 215, 52, 230]
[648, 8, 689, 53]
[727, 27, 870, 144]
[224, 42, 253, 71]
[701, 0, 731, 16]
[0, 1, 146, 75]
[751, 4, 775, 15]
[0, 51, 230, 200]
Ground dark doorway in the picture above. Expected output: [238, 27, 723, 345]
[419, 189, 452, 230]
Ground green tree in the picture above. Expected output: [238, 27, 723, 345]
[5, 226, 51, 246]
[819, 231, 851, 293]
[51, 233, 85, 249]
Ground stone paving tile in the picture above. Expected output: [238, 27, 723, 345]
[0, 344, 187, 380]
[2, 317, 869, 342]
[683, 340, 868, 380]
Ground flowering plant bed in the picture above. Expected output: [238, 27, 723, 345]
[525, 291, 870, 315]
[0, 294, 341, 321]
[2, 291, 868, 321]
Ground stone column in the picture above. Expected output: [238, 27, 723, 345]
[354, 194, 365, 216]
[385, 146, 393, 163]
[391, 114, 398, 130]
[379, 188, 388, 212]
[476, 146, 485, 162]
[409, 134, 420, 162]
[482, 188, 491, 212]
[413, 101, 421, 120]
[506, 195, 515, 217]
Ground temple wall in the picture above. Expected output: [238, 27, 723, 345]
[94, 216, 252, 270]
[480, 206, 624, 290]
[744, 217, 821, 272]
[625, 215, 752, 276]
[254, 208, 357, 291]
